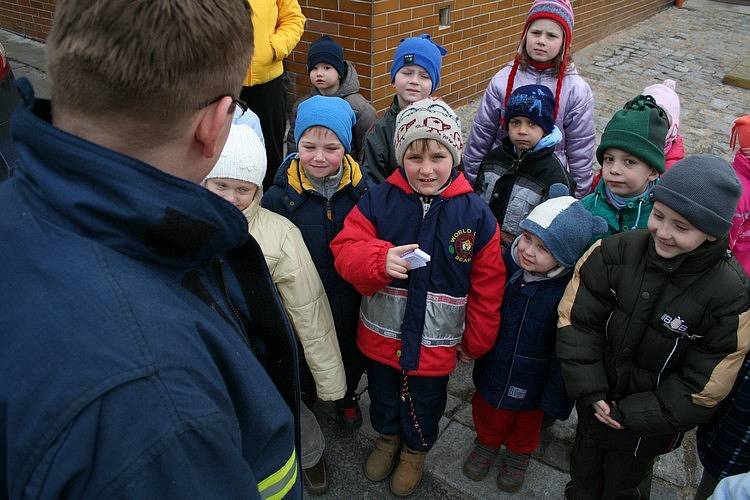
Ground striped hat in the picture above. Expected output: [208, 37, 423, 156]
[505, 0, 575, 122]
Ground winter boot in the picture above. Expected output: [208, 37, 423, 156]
[390, 446, 427, 497]
[462, 439, 500, 481]
[301, 456, 328, 496]
[497, 450, 531, 492]
[364, 434, 402, 482]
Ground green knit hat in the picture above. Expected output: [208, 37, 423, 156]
[596, 95, 668, 173]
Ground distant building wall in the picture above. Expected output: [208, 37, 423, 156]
[2, 0, 674, 113]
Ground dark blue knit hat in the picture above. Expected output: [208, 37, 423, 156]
[390, 34, 447, 94]
[506, 85, 555, 134]
[307, 35, 346, 80]
[519, 184, 608, 267]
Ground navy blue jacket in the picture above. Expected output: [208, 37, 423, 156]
[262, 154, 368, 344]
[0, 81, 300, 499]
[473, 250, 574, 419]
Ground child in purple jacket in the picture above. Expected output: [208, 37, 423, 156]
[464, 0, 595, 198]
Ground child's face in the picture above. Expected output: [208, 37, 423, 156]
[648, 202, 716, 259]
[403, 139, 453, 195]
[601, 148, 658, 198]
[205, 177, 257, 211]
[524, 19, 564, 63]
[393, 65, 433, 107]
[516, 231, 559, 273]
[508, 116, 545, 151]
[298, 127, 345, 179]
[309, 63, 340, 95]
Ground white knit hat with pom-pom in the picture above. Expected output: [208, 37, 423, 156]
[205, 123, 266, 188]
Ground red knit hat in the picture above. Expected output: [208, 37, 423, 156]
[504, 0, 574, 122]
[730, 115, 750, 151]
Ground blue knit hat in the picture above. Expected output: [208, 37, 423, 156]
[507, 85, 555, 134]
[294, 95, 356, 153]
[390, 34, 447, 94]
[307, 35, 346, 80]
[519, 184, 608, 267]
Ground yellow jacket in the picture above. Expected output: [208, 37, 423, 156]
[245, 0, 306, 87]
[243, 190, 346, 401]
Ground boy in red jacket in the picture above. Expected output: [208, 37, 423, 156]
[331, 97, 506, 496]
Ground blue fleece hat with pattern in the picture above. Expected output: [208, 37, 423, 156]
[507, 84, 555, 134]
[294, 95, 356, 153]
[390, 34, 448, 94]
[519, 184, 608, 267]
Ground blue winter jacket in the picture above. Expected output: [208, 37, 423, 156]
[262, 154, 368, 345]
[473, 249, 574, 419]
[0, 81, 301, 499]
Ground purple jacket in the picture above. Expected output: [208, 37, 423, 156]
[464, 62, 595, 198]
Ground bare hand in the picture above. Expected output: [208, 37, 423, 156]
[456, 344, 472, 363]
[593, 400, 623, 430]
[386, 244, 419, 280]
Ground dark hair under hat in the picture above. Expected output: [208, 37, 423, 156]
[506, 84, 555, 134]
[652, 155, 741, 238]
[307, 35, 346, 80]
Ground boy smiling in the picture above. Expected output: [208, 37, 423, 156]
[557, 155, 750, 499]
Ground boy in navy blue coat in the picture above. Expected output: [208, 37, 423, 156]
[263, 95, 369, 429]
[464, 185, 607, 492]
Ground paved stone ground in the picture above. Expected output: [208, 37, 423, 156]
[2, 1, 749, 497]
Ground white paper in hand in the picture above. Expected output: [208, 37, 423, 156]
[401, 248, 431, 270]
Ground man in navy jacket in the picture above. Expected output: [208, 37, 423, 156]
[0, 1, 301, 498]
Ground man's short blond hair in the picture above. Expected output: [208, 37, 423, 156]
[47, 0, 253, 133]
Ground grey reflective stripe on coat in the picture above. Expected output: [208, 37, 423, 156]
[360, 286, 467, 347]
[501, 178, 545, 237]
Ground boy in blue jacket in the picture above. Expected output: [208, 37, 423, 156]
[464, 185, 607, 492]
[263, 95, 369, 429]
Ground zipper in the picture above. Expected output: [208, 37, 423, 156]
[634, 336, 680, 456]
[498, 292, 531, 408]
[211, 257, 252, 351]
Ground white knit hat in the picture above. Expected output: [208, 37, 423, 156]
[205, 123, 266, 187]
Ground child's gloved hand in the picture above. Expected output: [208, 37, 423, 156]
[592, 400, 624, 430]
[386, 244, 419, 280]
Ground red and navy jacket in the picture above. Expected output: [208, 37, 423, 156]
[330, 168, 506, 376]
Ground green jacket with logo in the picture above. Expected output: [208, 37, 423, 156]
[581, 178, 653, 239]
[557, 230, 750, 457]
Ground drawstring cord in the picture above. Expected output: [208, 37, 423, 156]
[401, 370, 428, 450]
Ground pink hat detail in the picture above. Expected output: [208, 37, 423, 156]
[642, 79, 681, 151]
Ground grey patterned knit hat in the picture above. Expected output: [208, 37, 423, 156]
[652, 155, 741, 237]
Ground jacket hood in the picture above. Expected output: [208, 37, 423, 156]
[10, 79, 249, 267]
[732, 150, 750, 181]
[386, 168, 473, 199]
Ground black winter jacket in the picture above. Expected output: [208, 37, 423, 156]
[359, 95, 401, 183]
[557, 230, 750, 457]
[474, 136, 575, 247]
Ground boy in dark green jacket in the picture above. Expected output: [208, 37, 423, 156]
[359, 34, 446, 182]
[557, 155, 750, 499]
[581, 95, 667, 239]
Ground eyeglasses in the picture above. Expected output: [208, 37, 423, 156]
[201, 95, 249, 117]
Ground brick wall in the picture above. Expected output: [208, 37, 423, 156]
[0, 0, 53, 42]
[293, 0, 673, 113]
[1, 0, 673, 113]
